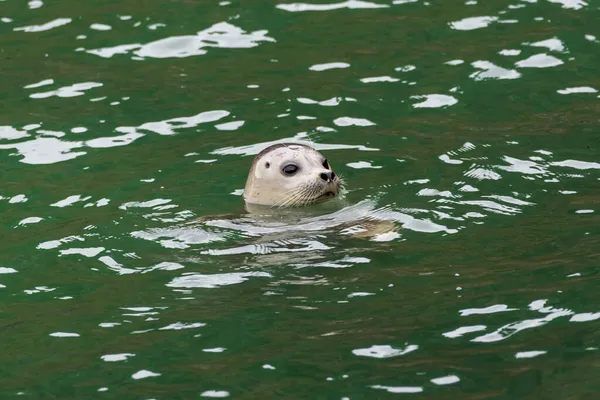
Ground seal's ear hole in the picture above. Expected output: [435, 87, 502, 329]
[323, 159, 330, 169]
[265, 162, 270, 169]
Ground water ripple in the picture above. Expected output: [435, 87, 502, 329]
[450, 16, 497, 31]
[167, 272, 272, 289]
[14, 17, 71, 32]
[515, 53, 564, 68]
[0, 109, 229, 164]
[28, 81, 103, 99]
[470, 61, 521, 81]
[309, 62, 350, 71]
[411, 94, 458, 108]
[276, 1, 389, 12]
[371, 385, 423, 394]
[548, 0, 588, 10]
[352, 344, 418, 358]
[86, 22, 275, 59]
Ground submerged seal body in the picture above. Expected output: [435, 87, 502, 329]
[243, 143, 343, 208]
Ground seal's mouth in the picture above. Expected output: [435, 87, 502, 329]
[314, 179, 343, 202]
[313, 191, 337, 203]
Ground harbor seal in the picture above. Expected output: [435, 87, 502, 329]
[243, 143, 344, 208]
[194, 142, 395, 242]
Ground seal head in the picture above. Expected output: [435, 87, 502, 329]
[243, 143, 343, 207]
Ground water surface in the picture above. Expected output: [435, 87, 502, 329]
[1, 0, 599, 398]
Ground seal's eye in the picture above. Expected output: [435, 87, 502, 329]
[323, 159, 329, 169]
[282, 164, 299, 176]
[265, 162, 270, 169]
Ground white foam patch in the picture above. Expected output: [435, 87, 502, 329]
[499, 49, 521, 56]
[37, 235, 84, 250]
[515, 53, 563, 68]
[90, 23, 112, 31]
[51, 195, 90, 207]
[0, 137, 88, 164]
[101, 353, 135, 362]
[143, 262, 186, 273]
[371, 385, 423, 394]
[14, 18, 71, 32]
[557, 87, 597, 94]
[347, 292, 375, 297]
[50, 332, 80, 337]
[131, 370, 161, 380]
[98, 256, 138, 275]
[472, 308, 573, 343]
[450, 16, 497, 31]
[515, 350, 547, 359]
[0, 126, 30, 140]
[120, 198, 171, 209]
[528, 37, 565, 52]
[159, 322, 206, 330]
[309, 62, 350, 71]
[87, 22, 275, 59]
[470, 61, 521, 81]
[167, 272, 272, 289]
[431, 375, 460, 385]
[29, 82, 102, 99]
[395, 64, 416, 72]
[28, 0, 43, 9]
[200, 391, 230, 398]
[551, 160, 600, 170]
[59, 247, 104, 257]
[460, 304, 517, 316]
[411, 94, 458, 108]
[202, 347, 226, 353]
[120, 110, 229, 136]
[84, 198, 110, 207]
[371, 231, 401, 242]
[547, 0, 587, 10]
[346, 161, 382, 169]
[277, 1, 389, 12]
[131, 225, 227, 249]
[570, 312, 600, 322]
[88, 132, 142, 148]
[443, 325, 487, 338]
[297, 96, 355, 106]
[9, 194, 28, 203]
[215, 121, 245, 131]
[333, 117, 376, 126]
[352, 344, 418, 358]
[417, 188, 455, 198]
[360, 76, 399, 83]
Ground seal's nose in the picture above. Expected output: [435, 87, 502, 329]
[320, 171, 336, 182]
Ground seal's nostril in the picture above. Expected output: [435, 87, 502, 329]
[331, 172, 336, 180]
[320, 173, 329, 181]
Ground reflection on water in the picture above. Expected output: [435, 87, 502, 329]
[86, 22, 275, 59]
[32, 136, 599, 289]
[1, 0, 599, 397]
[276, 1, 390, 12]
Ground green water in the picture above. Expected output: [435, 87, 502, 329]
[1, 0, 599, 398]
